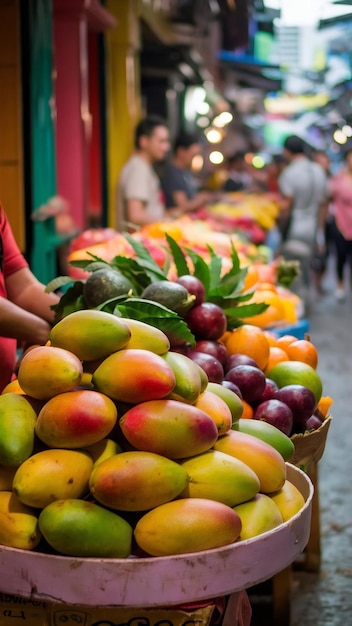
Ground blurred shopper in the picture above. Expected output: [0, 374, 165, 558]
[327, 147, 352, 300]
[278, 136, 328, 289]
[116, 116, 170, 231]
[311, 150, 334, 294]
[0, 202, 60, 392]
[222, 151, 253, 192]
[160, 132, 210, 213]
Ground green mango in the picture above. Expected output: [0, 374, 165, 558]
[232, 418, 295, 461]
[0, 394, 37, 466]
[163, 351, 202, 404]
[39, 499, 132, 557]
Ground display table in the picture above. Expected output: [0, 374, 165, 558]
[0, 464, 312, 611]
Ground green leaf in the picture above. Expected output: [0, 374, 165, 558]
[69, 253, 109, 269]
[207, 246, 223, 291]
[115, 298, 195, 346]
[165, 234, 190, 277]
[123, 233, 167, 280]
[185, 248, 211, 295]
[51, 282, 86, 323]
[45, 275, 77, 293]
[229, 241, 241, 274]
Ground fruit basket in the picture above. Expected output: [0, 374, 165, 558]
[290, 414, 332, 471]
[0, 464, 313, 608]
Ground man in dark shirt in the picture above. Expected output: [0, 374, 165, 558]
[160, 132, 210, 213]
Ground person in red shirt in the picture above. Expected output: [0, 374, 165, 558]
[0, 203, 60, 391]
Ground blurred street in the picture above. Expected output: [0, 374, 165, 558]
[250, 257, 352, 625]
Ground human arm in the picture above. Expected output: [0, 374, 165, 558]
[1, 266, 60, 345]
[171, 189, 210, 213]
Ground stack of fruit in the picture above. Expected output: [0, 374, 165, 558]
[0, 309, 310, 560]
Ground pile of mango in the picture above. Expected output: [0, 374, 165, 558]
[0, 310, 306, 560]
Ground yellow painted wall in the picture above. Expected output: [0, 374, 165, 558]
[0, 0, 24, 250]
[105, 0, 141, 229]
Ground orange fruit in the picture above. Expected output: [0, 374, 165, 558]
[241, 290, 286, 329]
[1, 379, 25, 395]
[275, 334, 297, 352]
[264, 346, 290, 376]
[317, 396, 333, 417]
[225, 325, 270, 371]
[263, 330, 279, 347]
[241, 264, 259, 293]
[285, 339, 318, 369]
[241, 400, 254, 419]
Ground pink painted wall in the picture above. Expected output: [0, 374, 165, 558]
[53, 12, 90, 230]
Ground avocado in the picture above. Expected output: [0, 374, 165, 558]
[83, 268, 133, 308]
[141, 280, 195, 316]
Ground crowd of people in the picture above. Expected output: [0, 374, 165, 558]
[2, 116, 352, 392]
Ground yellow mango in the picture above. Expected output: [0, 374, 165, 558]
[134, 498, 242, 556]
[270, 480, 305, 522]
[123, 318, 170, 354]
[84, 438, 122, 468]
[214, 430, 286, 494]
[49, 309, 131, 361]
[0, 393, 37, 466]
[194, 390, 232, 435]
[233, 493, 283, 540]
[180, 450, 260, 506]
[13, 449, 93, 509]
[0, 491, 41, 550]
[90, 451, 189, 511]
[17, 346, 83, 400]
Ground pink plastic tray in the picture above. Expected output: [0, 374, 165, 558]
[0, 464, 313, 607]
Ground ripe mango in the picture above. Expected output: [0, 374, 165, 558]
[90, 451, 189, 511]
[270, 480, 305, 522]
[206, 382, 244, 423]
[180, 450, 260, 506]
[134, 498, 242, 556]
[35, 389, 117, 449]
[12, 449, 93, 509]
[0, 491, 41, 550]
[84, 438, 122, 467]
[233, 418, 295, 461]
[39, 499, 132, 558]
[233, 493, 283, 540]
[163, 351, 202, 404]
[123, 319, 170, 354]
[17, 346, 83, 400]
[1, 379, 25, 394]
[214, 430, 286, 494]
[0, 393, 37, 466]
[49, 309, 131, 361]
[92, 349, 176, 404]
[194, 390, 232, 435]
[120, 399, 218, 459]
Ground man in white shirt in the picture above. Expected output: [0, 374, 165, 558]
[116, 116, 171, 231]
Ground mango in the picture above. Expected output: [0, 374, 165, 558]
[270, 480, 305, 522]
[206, 382, 244, 423]
[39, 499, 132, 558]
[233, 493, 283, 540]
[17, 346, 83, 400]
[163, 351, 202, 404]
[84, 438, 122, 467]
[49, 309, 131, 361]
[134, 498, 242, 556]
[90, 451, 189, 511]
[0, 491, 41, 550]
[92, 349, 176, 404]
[0, 465, 17, 491]
[12, 449, 93, 509]
[233, 418, 295, 461]
[120, 399, 218, 459]
[0, 393, 37, 466]
[194, 390, 232, 435]
[195, 362, 209, 392]
[35, 389, 117, 449]
[1, 379, 25, 394]
[180, 450, 259, 506]
[214, 430, 286, 494]
[123, 318, 170, 354]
